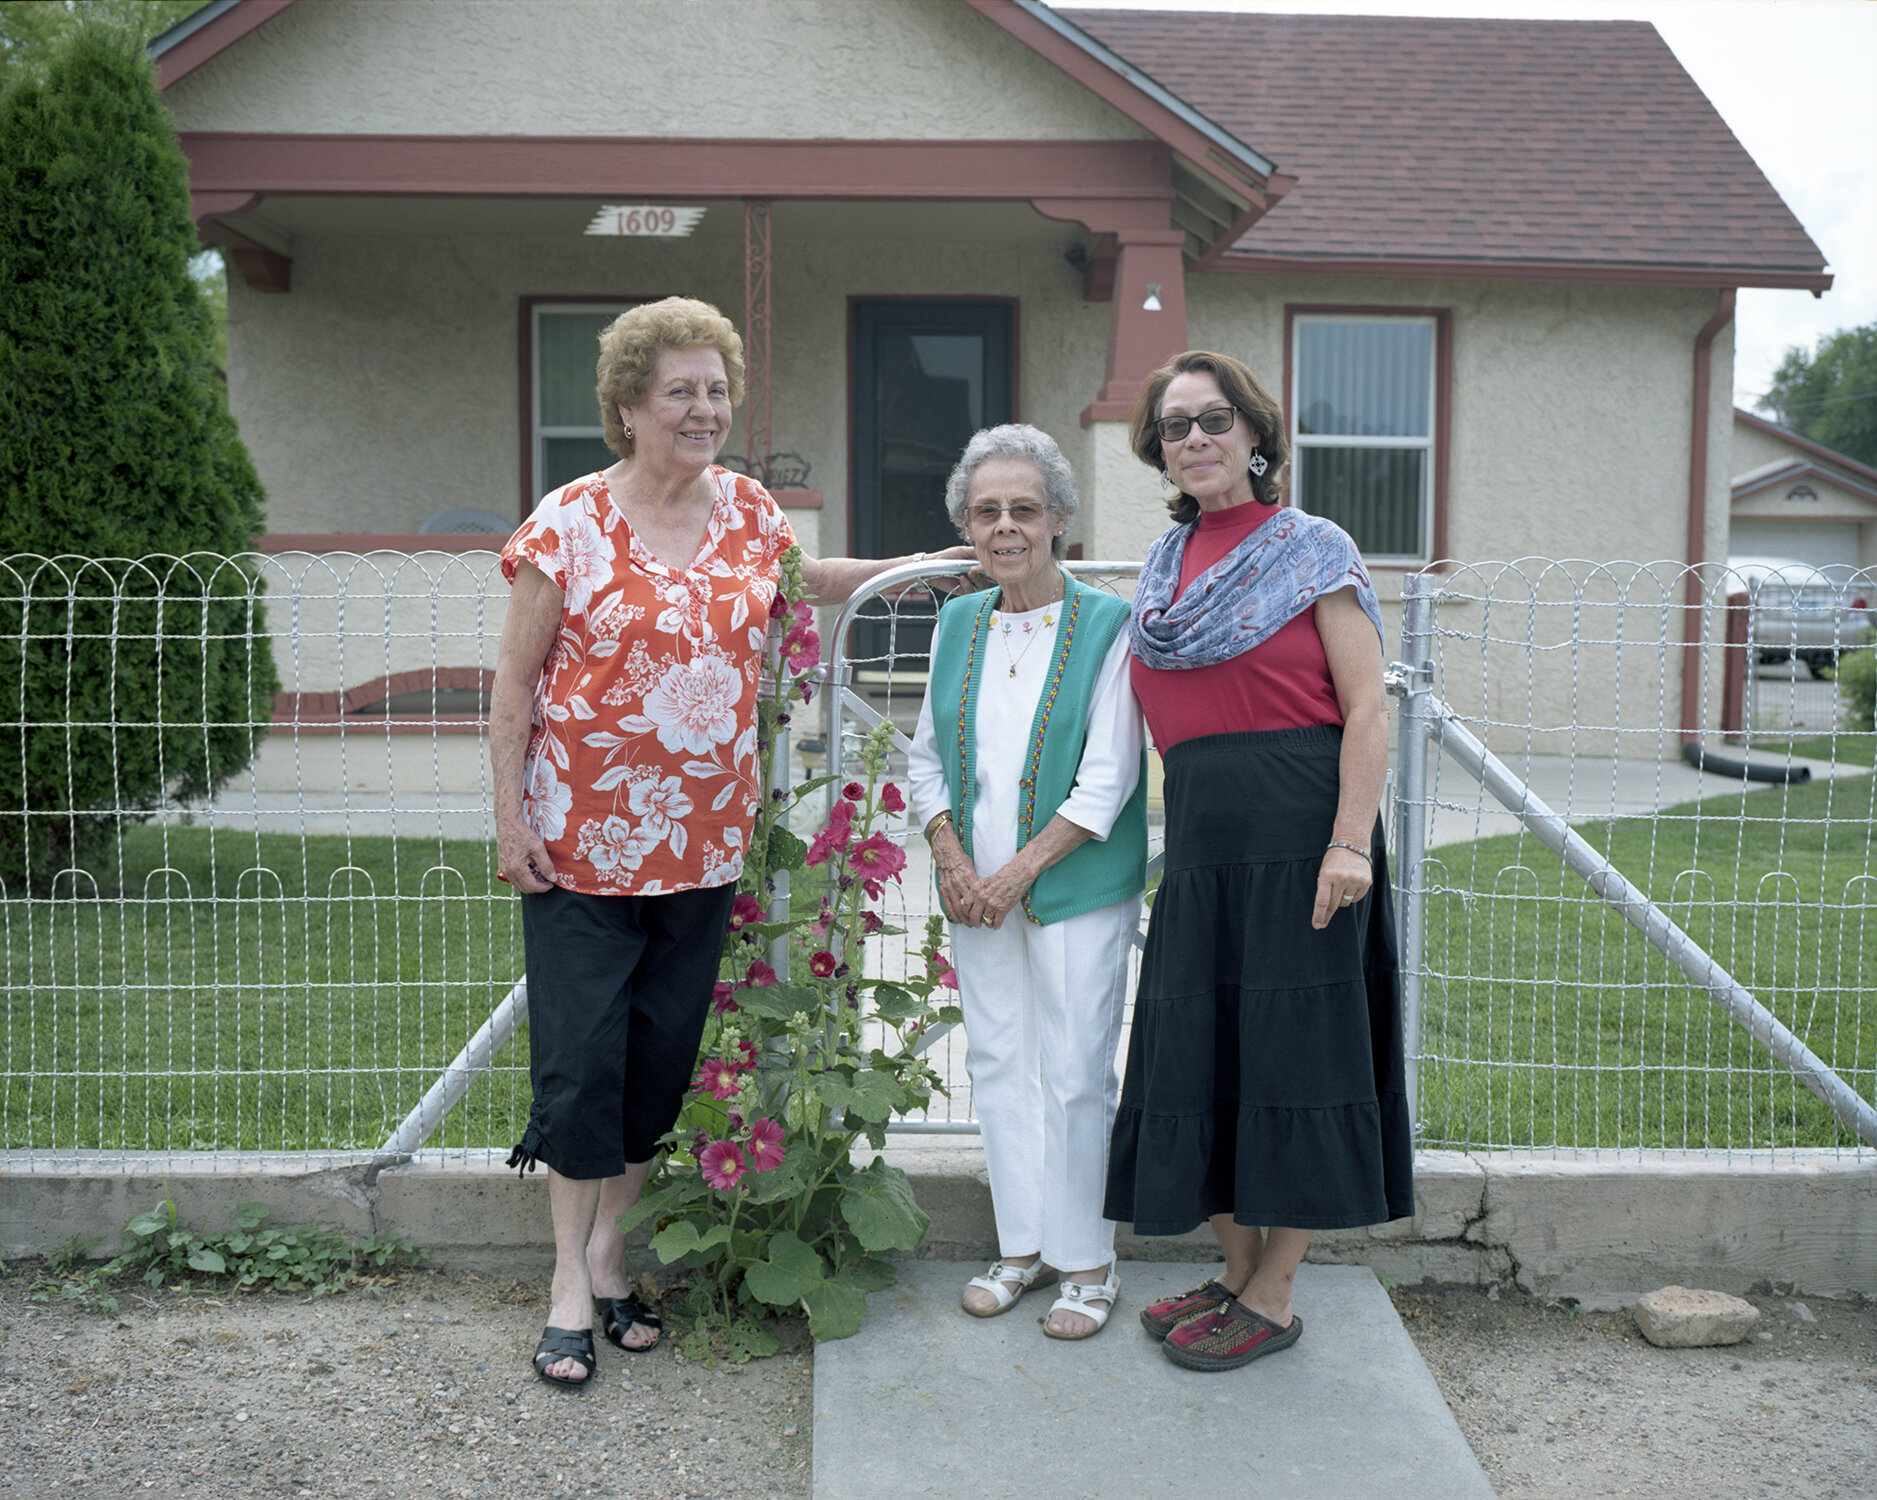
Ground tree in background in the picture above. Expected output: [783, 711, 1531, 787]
[0, 20, 276, 889]
[0, 0, 201, 87]
[1758, 322, 1877, 471]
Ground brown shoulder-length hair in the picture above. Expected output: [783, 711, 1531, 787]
[1127, 350, 1289, 524]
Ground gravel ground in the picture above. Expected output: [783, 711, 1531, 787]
[3, 1264, 1872, 1500]
[1391, 1282, 1877, 1500]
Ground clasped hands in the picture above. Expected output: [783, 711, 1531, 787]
[934, 839, 1034, 930]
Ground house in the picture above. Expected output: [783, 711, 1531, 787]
[1731, 409, 1877, 577]
[151, 0, 1830, 765]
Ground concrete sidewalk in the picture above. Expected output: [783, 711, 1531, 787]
[812, 1259, 1496, 1500]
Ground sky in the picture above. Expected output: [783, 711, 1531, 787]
[1068, 0, 1877, 413]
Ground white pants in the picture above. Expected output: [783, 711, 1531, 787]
[950, 896, 1136, 1273]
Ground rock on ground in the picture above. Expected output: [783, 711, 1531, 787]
[1635, 1286, 1761, 1348]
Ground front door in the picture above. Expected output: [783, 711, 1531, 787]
[850, 301, 1014, 663]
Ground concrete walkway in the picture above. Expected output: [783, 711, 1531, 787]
[812, 1260, 1496, 1500]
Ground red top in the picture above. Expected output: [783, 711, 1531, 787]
[1130, 500, 1344, 751]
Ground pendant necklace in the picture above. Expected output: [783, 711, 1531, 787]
[992, 606, 1055, 677]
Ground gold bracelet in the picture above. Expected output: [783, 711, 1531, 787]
[1326, 839, 1371, 863]
[923, 810, 953, 843]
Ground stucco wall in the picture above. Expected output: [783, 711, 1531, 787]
[163, 0, 1148, 141]
[226, 221, 1113, 551]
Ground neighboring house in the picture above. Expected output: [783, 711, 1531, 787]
[1731, 409, 1877, 576]
[151, 0, 1830, 762]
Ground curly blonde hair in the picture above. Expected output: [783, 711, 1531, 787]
[597, 297, 746, 458]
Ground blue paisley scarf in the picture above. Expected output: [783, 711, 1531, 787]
[1129, 505, 1384, 670]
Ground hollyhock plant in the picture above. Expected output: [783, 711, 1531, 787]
[746, 1118, 787, 1172]
[699, 1139, 747, 1191]
[631, 550, 957, 1356]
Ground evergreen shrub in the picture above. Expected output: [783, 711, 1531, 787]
[0, 24, 276, 889]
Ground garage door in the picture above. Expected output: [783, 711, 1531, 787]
[1730, 520, 1860, 572]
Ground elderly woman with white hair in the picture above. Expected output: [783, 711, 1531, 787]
[907, 424, 1148, 1340]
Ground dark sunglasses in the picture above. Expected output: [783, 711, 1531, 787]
[1152, 405, 1241, 443]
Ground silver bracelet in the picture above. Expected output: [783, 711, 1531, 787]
[1326, 839, 1371, 863]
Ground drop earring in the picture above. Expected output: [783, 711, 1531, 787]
[1248, 450, 1269, 477]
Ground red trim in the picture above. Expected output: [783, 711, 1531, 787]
[1682, 289, 1737, 743]
[1733, 462, 1877, 508]
[156, 0, 300, 90]
[177, 133, 1174, 202]
[1190, 175, 1299, 274]
[1282, 304, 1452, 568]
[961, 0, 1275, 198]
[774, 489, 823, 510]
[1217, 252, 1830, 295]
[256, 532, 506, 554]
[1733, 408, 1877, 486]
[272, 666, 494, 730]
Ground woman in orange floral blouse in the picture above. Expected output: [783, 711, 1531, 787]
[492, 297, 955, 1388]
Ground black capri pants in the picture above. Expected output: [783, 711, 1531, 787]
[507, 881, 737, 1180]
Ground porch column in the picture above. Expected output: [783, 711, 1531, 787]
[1082, 228, 1188, 561]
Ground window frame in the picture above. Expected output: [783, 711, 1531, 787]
[1283, 304, 1452, 568]
[517, 295, 653, 519]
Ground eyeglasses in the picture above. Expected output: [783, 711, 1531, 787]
[966, 501, 1049, 528]
[1152, 405, 1241, 443]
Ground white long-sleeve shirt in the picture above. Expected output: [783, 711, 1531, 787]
[908, 600, 1144, 876]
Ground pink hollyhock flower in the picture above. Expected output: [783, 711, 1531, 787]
[861, 910, 884, 936]
[728, 892, 765, 933]
[850, 831, 907, 886]
[743, 959, 777, 988]
[688, 1131, 708, 1161]
[700, 1139, 747, 1191]
[730, 1037, 759, 1072]
[782, 623, 821, 671]
[927, 950, 960, 990]
[770, 591, 791, 619]
[711, 981, 739, 1015]
[805, 808, 855, 867]
[879, 782, 906, 813]
[809, 949, 837, 978]
[746, 1118, 786, 1173]
[791, 600, 814, 628]
[842, 781, 865, 803]
[694, 1057, 742, 1100]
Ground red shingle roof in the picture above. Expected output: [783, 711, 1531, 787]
[1061, 8, 1829, 284]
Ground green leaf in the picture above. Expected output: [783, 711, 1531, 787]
[839, 1160, 931, 1253]
[235, 1202, 269, 1230]
[740, 1156, 808, 1205]
[648, 1221, 732, 1265]
[867, 984, 922, 1025]
[125, 1211, 167, 1238]
[741, 1232, 826, 1306]
[802, 1276, 869, 1341]
[936, 1005, 964, 1026]
[767, 826, 808, 872]
[735, 981, 822, 1022]
[841, 1256, 899, 1293]
[186, 1247, 226, 1274]
[817, 1067, 905, 1123]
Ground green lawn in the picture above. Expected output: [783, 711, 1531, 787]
[1, 827, 531, 1154]
[1416, 769, 1877, 1150]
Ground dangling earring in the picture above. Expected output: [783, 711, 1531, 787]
[1159, 470, 1173, 491]
[1248, 450, 1269, 478]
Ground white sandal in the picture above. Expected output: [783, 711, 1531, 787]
[1042, 1268, 1120, 1341]
[962, 1260, 1054, 1318]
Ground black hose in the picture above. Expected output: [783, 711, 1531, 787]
[1680, 740, 1812, 784]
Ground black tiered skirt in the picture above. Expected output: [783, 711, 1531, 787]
[1103, 727, 1415, 1235]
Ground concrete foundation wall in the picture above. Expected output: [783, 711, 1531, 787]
[5, 1149, 1871, 1306]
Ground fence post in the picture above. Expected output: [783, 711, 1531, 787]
[1390, 572, 1436, 1132]
[764, 624, 792, 974]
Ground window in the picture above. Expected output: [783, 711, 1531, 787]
[525, 301, 639, 510]
[1289, 312, 1443, 563]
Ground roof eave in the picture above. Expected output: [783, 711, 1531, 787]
[1206, 251, 1834, 293]
[149, 0, 302, 90]
[1734, 408, 1877, 486]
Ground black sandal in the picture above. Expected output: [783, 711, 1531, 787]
[532, 1325, 596, 1388]
[595, 1292, 663, 1353]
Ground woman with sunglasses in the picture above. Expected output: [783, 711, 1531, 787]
[1103, 351, 1414, 1372]
[907, 424, 1148, 1341]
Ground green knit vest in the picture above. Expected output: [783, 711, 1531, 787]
[928, 572, 1148, 925]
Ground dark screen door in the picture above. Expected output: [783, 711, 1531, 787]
[852, 302, 1014, 558]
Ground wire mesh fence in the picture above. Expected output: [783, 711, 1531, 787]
[1399, 560, 1876, 1157]
[2, 552, 1872, 1168]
